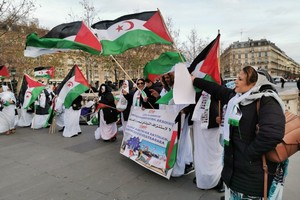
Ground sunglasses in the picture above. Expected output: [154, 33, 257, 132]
[137, 82, 144, 85]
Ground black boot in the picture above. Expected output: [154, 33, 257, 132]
[58, 127, 65, 132]
[184, 163, 195, 175]
[213, 178, 225, 193]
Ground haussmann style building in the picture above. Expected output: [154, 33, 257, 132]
[220, 38, 300, 80]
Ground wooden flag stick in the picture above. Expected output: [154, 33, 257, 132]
[110, 55, 155, 109]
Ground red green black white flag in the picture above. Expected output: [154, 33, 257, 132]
[34, 66, 55, 79]
[18, 74, 46, 109]
[188, 34, 221, 84]
[91, 10, 173, 55]
[54, 65, 90, 109]
[24, 21, 102, 57]
[0, 65, 10, 79]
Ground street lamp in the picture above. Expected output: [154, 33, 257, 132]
[10, 68, 17, 94]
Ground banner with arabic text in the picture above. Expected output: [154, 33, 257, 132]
[120, 108, 178, 179]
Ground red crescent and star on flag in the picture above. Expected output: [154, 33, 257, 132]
[67, 81, 74, 87]
[25, 90, 32, 98]
[116, 20, 134, 32]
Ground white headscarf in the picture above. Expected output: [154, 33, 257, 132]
[223, 73, 285, 145]
[2, 85, 8, 92]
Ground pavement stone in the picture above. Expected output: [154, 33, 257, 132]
[0, 125, 298, 200]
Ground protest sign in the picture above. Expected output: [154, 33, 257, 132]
[120, 108, 178, 179]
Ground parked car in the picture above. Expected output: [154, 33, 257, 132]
[223, 77, 236, 84]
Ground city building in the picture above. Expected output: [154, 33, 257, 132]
[220, 39, 300, 80]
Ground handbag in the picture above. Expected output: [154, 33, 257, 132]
[265, 111, 300, 163]
[256, 101, 300, 163]
[116, 94, 128, 111]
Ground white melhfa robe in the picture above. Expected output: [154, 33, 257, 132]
[0, 90, 16, 133]
[54, 98, 65, 128]
[31, 92, 49, 129]
[94, 110, 117, 140]
[171, 113, 194, 177]
[62, 107, 81, 138]
[193, 121, 223, 189]
[17, 107, 33, 127]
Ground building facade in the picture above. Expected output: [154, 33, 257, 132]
[220, 39, 300, 80]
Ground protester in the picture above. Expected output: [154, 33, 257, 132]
[0, 85, 17, 135]
[280, 77, 285, 88]
[192, 91, 224, 191]
[61, 95, 82, 138]
[132, 78, 145, 108]
[160, 73, 174, 95]
[120, 80, 136, 131]
[17, 103, 34, 127]
[31, 86, 51, 129]
[95, 84, 118, 142]
[192, 66, 286, 199]
[54, 97, 65, 132]
[151, 73, 194, 177]
[171, 110, 194, 177]
[140, 78, 160, 109]
[297, 76, 300, 96]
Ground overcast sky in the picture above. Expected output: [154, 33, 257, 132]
[33, 0, 300, 63]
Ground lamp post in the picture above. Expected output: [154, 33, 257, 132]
[10, 68, 17, 94]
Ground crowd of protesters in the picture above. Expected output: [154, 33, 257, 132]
[0, 66, 290, 200]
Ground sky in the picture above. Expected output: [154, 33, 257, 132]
[32, 0, 300, 63]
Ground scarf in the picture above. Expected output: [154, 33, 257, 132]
[223, 74, 285, 145]
[192, 92, 211, 129]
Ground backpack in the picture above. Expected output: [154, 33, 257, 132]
[257, 101, 300, 163]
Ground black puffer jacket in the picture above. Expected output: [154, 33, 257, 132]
[193, 78, 285, 197]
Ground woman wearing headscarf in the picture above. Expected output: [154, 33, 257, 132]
[62, 95, 83, 138]
[191, 66, 286, 200]
[120, 80, 136, 131]
[132, 78, 145, 108]
[0, 85, 17, 135]
[95, 84, 118, 142]
[140, 78, 160, 109]
[31, 87, 51, 129]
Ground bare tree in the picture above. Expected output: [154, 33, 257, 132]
[68, 0, 100, 26]
[0, 0, 36, 37]
[181, 29, 209, 62]
[165, 17, 180, 48]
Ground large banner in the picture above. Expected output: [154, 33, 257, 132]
[120, 108, 178, 179]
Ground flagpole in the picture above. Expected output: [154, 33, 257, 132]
[110, 55, 155, 109]
[217, 30, 222, 125]
[17, 75, 25, 98]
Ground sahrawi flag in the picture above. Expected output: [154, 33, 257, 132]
[91, 10, 173, 55]
[34, 66, 55, 79]
[158, 34, 221, 105]
[18, 74, 46, 109]
[143, 52, 185, 82]
[0, 65, 10, 79]
[24, 21, 102, 57]
[188, 33, 221, 84]
[54, 65, 89, 109]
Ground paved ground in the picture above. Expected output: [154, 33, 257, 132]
[0, 125, 299, 200]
